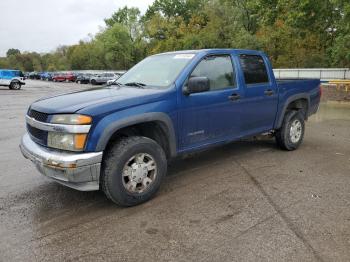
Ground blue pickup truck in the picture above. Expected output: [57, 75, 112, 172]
[0, 69, 25, 90]
[20, 49, 321, 206]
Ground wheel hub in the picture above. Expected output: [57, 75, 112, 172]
[131, 163, 148, 183]
[122, 153, 157, 193]
[290, 119, 302, 143]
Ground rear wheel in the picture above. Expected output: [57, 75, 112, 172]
[9, 81, 21, 90]
[101, 136, 167, 206]
[275, 110, 305, 150]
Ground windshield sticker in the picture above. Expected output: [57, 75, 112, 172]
[173, 54, 195, 59]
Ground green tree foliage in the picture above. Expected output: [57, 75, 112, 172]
[1, 1, 349, 71]
[105, 6, 141, 39]
[96, 23, 133, 69]
[6, 48, 21, 57]
[144, 0, 206, 22]
[329, 0, 350, 67]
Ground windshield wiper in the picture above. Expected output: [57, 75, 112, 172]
[109, 81, 122, 86]
[124, 82, 146, 88]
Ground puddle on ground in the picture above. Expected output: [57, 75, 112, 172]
[309, 101, 350, 122]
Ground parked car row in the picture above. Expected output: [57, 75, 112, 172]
[25, 71, 125, 85]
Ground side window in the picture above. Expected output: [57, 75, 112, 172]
[3, 71, 11, 77]
[190, 55, 235, 91]
[239, 55, 269, 85]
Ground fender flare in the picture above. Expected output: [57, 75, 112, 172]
[275, 93, 310, 129]
[10, 77, 25, 84]
[95, 112, 177, 157]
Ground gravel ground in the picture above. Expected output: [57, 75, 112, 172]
[0, 80, 349, 261]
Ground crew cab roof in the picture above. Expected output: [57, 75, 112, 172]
[155, 48, 267, 57]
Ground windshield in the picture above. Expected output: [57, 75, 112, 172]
[117, 53, 195, 88]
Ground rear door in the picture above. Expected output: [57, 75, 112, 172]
[0, 71, 12, 85]
[179, 54, 243, 150]
[238, 54, 278, 135]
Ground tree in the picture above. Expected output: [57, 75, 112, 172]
[6, 48, 21, 57]
[96, 23, 133, 69]
[145, 0, 206, 23]
[0, 57, 9, 69]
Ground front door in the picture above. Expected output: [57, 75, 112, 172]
[179, 54, 243, 151]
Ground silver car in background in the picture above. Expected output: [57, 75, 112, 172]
[90, 72, 123, 85]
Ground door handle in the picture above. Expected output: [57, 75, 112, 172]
[264, 89, 274, 96]
[228, 94, 240, 101]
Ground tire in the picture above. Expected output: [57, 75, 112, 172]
[275, 110, 305, 151]
[9, 81, 21, 90]
[101, 136, 167, 206]
[91, 79, 97, 85]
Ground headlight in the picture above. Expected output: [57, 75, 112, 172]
[47, 114, 91, 151]
[48, 132, 87, 151]
[50, 114, 92, 125]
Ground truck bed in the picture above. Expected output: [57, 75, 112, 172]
[276, 78, 319, 84]
[274, 78, 321, 126]
[276, 78, 320, 90]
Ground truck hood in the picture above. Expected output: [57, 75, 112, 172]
[30, 86, 167, 114]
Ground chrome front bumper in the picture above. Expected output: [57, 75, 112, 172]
[20, 133, 103, 191]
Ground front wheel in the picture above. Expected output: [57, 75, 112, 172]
[275, 110, 305, 150]
[9, 81, 21, 90]
[101, 136, 167, 206]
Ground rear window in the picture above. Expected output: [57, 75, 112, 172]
[239, 55, 269, 85]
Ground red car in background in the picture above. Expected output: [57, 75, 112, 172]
[52, 72, 76, 82]
[52, 74, 65, 82]
[65, 72, 76, 82]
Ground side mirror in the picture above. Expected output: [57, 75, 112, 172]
[184, 76, 210, 95]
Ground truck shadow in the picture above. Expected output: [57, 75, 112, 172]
[36, 137, 277, 209]
[167, 138, 277, 177]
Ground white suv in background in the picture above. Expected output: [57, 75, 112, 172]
[0, 69, 25, 90]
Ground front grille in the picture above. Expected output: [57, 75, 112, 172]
[27, 109, 49, 146]
[28, 109, 49, 122]
[27, 124, 48, 146]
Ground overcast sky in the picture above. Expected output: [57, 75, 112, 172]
[0, 0, 154, 57]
